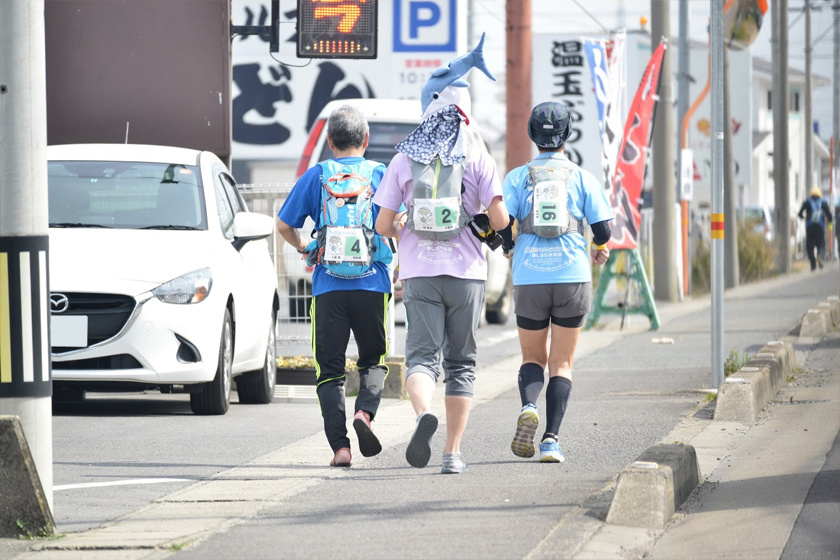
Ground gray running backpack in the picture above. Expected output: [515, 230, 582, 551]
[406, 157, 470, 241]
[518, 157, 581, 239]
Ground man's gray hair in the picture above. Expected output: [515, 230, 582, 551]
[327, 105, 369, 151]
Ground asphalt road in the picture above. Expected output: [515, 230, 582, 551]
[48, 316, 520, 535]
[24, 266, 837, 560]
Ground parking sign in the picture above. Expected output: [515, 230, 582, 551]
[393, 0, 456, 51]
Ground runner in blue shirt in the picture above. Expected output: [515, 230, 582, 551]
[277, 105, 391, 468]
[498, 102, 614, 463]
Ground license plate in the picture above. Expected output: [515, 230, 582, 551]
[51, 315, 88, 348]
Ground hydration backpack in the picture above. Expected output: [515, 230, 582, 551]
[406, 157, 471, 240]
[312, 160, 392, 278]
[808, 198, 824, 227]
[518, 157, 582, 239]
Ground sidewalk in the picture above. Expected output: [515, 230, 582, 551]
[2, 265, 838, 560]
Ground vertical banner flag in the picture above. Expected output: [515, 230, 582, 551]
[608, 42, 666, 250]
[583, 32, 625, 200]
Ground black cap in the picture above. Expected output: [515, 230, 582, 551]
[527, 102, 572, 148]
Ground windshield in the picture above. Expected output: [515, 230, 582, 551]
[318, 122, 418, 164]
[48, 161, 207, 230]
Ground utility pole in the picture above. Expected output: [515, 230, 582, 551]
[772, 0, 791, 273]
[678, 0, 691, 297]
[834, 0, 839, 256]
[651, 0, 678, 302]
[0, 0, 53, 507]
[506, 0, 532, 175]
[710, 0, 725, 388]
[805, 0, 813, 194]
[723, 48, 740, 288]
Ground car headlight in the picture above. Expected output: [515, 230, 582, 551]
[152, 267, 213, 304]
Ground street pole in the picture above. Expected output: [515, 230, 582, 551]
[723, 48, 740, 288]
[710, 0, 725, 388]
[505, 0, 532, 175]
[0, 0, 53, 507]
[772, 0, 791, 273]
[804, 0, 813, 196]
[651, 0, 678, 303]
[678, 0, 691, 297]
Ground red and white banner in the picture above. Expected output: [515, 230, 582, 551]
[608, 42, 666, 250]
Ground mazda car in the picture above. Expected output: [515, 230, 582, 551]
[48, 144, 280, 415]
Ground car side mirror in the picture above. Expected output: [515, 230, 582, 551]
[232, 212, 273, 251]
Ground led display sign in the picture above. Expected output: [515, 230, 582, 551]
[297, 0, 378, 59]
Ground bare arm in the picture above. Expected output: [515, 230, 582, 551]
[276, 218, 308, 254]
[375, 207, 406, 238]
[487, 195, 509, 231]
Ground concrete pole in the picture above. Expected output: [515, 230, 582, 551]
[678, 0, 691, 297]
[772, 0, 791, 273]
[804, 0, 813, 194]
[834, 0, 839, 231]
[0, 0, 53, 508]
[723, 48, 740, 288]
[710, 0, 725, 389]
[651, 0, 678, 302]
[505, 0, 532, 174]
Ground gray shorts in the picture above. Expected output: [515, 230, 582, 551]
[402, 276, 484, 398]
[513, 282, 592, 322]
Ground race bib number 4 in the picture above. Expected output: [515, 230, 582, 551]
[324, 227, 368, 262]
[533, 181, 568, 228]
[413, 197, 461, 232]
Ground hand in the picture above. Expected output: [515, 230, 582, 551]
[591, 245, 609, 265]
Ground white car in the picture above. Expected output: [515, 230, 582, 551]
[289, 98, 513, 324]
[48, 144, 280, 415]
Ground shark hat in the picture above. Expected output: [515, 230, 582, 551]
[419, 32, 496, 118]
[397, 32, 495, 164]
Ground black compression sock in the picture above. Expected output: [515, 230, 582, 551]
[543, 376, 572, 440]
[518, 362, 545, 408]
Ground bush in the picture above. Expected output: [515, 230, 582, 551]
[690, 226, 775, 295]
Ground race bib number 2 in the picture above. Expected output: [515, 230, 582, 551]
[324, 227, 368, 262]
[413, 197, 460, 232]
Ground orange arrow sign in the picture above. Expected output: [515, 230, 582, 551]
[314, 1, 367, 34]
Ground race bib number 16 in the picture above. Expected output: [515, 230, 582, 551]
[533, 181, 567, 228]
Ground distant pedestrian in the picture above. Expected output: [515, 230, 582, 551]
[834, 202, 839, 259]
[374, 34, 507, 474]
[497, 102, 614, 463]
[797, 186, 833, 271]
[277, 105, 393, 467]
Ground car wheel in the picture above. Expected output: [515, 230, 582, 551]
[190, 308, 232, 415]
[485, 278, 512, 325]
[236, 312, 277, 404]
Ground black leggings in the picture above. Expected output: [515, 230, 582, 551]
[805, 224, 825, 270]
[516, 314, 585, 330]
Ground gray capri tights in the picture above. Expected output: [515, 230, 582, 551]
[402, 276, 485, 398]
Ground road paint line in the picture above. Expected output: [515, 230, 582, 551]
[477, 330, 518, 348]
[55, 478, 191, 491]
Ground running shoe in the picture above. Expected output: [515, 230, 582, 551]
[406, 412, 438, 468]
[330, 447, 352, 467]
[511, 404, 539, 458]
[539, 438, 565, 463]
[353, 410, 382, 457]
[440, 453, 468, 474]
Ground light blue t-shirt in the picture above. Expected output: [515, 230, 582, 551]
[278, 157, 391, 297]
[502, 152, 614, 286]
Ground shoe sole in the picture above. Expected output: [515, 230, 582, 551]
[353, 417, 382, 458]
[539, 453, 565, 463]
[511, 409, 539, 458]
[406, 413, 438, 468]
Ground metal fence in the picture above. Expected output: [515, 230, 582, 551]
[239, 184, 315, 358]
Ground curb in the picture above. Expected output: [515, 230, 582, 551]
[605, 443, 701, 530]
[714, 340, 796, 423]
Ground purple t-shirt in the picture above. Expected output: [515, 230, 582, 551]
[373, 149, 503, 281]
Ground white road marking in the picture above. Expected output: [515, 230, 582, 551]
[54, 478, 191, 491]
[477, 330, 519, 348]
